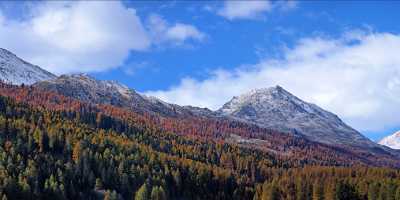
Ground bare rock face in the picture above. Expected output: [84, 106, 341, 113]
[217, 86, 376, 148]
[379, 131, 400, 150]
[0, 48, 56, 85]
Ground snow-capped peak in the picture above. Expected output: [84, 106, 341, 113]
[0, 48, 56, 85]
[218, 85, 375, 147]
[379, 131, 400, 150]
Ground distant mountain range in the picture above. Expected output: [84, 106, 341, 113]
[379, 131, 400, 149]
[0, 48, 398, 159]
[35, 74, 379, 150]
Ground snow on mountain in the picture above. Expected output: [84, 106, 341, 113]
[0, 48, 56, 85]
[31, 72, 399, 156]
[34, 74, 214, 118]
[217, 86, 376, 147]
[35, 74, 380, 149]
[379, 131, 400, 150]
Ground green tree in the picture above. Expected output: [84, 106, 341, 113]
[135, 183, 149, 200]
[33, 128, 44, 152]
[335, 181, 359, 200]
[395, 187, 400, 200]
[151, 186, 167, 200]
[295, 177, 306, 200]
[95, 178, 103, 190]
[312, 180, 324, 200]
[369, 183, 380, 200]
[261, 181, 279, 200]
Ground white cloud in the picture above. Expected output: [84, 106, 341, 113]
[218, 1, 272, 20]
[146, 31, 400, 133]
[217, 0, 297, 20]
[166, 23, 205, 42]
[0, 2, 205, 74]
[147, 14, 205, 45]
[0, 1, 150, 74]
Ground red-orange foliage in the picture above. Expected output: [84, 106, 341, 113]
[0, 82, 398, 168]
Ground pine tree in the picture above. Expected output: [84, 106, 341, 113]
[261, 181, 279, 200]
[324, 181, 336, 200]
[33, 128, 44, 152]
[395, 187, 400, 200]
[368, 182, 380, 200]
[296, 177, 306, 200]
[151, 186, 167, 200]
[95, 178, 103, 190]
[386, 182, 396, 200]
[312, 180, 323, 200]
[135, 183, 149, 200]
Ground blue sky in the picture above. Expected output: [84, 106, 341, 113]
[1, 1, 400, 141]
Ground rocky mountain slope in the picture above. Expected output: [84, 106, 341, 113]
[0, 48, 56, 85]
[2, 48, 392, 154]
[34, 74, 214, 118]
[379, 131, 400, 150]
[218, 86, 376, 148]
[36, 75, 380, 150]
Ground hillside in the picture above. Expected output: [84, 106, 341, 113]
[33, 75, 398, 159]
[0, 83, 399, 199]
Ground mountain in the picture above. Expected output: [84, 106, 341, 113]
[379, 131, 400, 149]
[34, 74, 214, 118]
[2, 50, 397, 164]
[218, 86, 376, 148]
[35, 74, 383, 150]
[0, 48, 56, 85]
[1, 83, 400, 200]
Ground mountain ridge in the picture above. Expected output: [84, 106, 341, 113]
[217, 85, 377, 148]
[0, 48, 56, 85]
[1, 48, 396, 157]
[35, 74, 381, 150]
[34, 73, 215, 118]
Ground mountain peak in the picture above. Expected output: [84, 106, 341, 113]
[218, 85, 375, 147]
[0, 48, 56, 85]
[219, 86, 308, 116]
[247, 85, 287, 95]
[379, 131, 400, 150]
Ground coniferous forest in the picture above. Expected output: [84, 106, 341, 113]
[0, 84, 399, 200]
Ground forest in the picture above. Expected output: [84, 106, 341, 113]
[0, 84, 399, 200]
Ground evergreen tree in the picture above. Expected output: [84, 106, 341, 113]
[261, 181, 279, 200]
[395, 187, 400, 200]
[368, 183, 380, 200]
[95, 178, 103, 190]
[312, 180, 323, 200]
[135, 183, 149, 200]
[150, 186, 167, 200]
